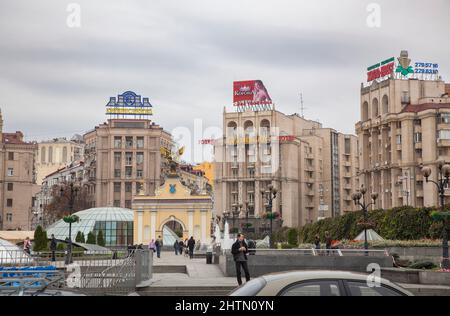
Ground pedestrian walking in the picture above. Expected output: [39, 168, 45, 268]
[174, 240, 180, 255]
[178, 240, 184, 255]
[314, 234, 321, 252]
[184, 238, 189, 257]
[187, 236, 195, 259]
[23, 237, 32, 255]
[155, 236, 163, 258]
[325, 231, 332, 256]
[231, 234, 250, 286]
[148, 239, 156, 254]
[50, 234, 57, 262]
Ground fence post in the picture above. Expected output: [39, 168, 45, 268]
[135, 250, 142, 287]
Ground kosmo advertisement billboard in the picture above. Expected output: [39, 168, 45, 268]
[233, 80, 272, 106]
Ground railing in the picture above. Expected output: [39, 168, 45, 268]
[1, 249, 152, 296]
[236, 248, 389, 257]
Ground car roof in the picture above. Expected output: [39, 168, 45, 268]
[260, 269, 406, 289]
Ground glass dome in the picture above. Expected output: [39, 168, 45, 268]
[0, 238, 33, 265]
[45, 207, 133, 247]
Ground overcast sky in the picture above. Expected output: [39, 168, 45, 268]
[1, 0, 449, 162]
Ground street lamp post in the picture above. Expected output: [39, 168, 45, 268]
[61, 182, 79, 265]
[352, 185, 378, 252]
[260, 184, 278, 248]
[421, 163, 450, 270]
[232, 204, 242, 235]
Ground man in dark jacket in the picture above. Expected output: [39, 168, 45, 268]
[231, 234, 250, 285]
[50, 234, 57, 262]
[187, 236, 195, 259]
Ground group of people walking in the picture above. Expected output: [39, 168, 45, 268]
[148, 236, 197, 259]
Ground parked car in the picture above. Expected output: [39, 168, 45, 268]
[229, 270, 413, 296]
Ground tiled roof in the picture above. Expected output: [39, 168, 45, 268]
[401, 103, 450, 113]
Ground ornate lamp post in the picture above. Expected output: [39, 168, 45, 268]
[260, 184, 278, 248]
[61, 182, 79, 265]
[352, 185, 378, 252]
[421, 163, 450, 270]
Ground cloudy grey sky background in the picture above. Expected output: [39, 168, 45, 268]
[0, 0, 449, 162]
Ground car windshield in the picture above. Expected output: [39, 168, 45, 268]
[229, 278, 267, 296]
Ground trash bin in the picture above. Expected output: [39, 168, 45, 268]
[206, 251, 213, 264]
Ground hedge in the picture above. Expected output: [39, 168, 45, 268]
[298, 206, 450, 243]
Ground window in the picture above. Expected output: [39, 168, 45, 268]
[344, 138, 351, 154]
[62, 146, 68, 163]
[396, 135, 402, 145]
[136, 152, 144, 165]
[113, 200, 121, 207]
[114, 137, 122, 148]
[249, 168, 255, 177]
[414, 132, 422, 143]
[248, 193, 254, 204]
[125, 182, 132, 193]
[232, 169, 238, 178]
[6, 213, 12, 222]
[114, 169, 121, 178]
[125, 152, 133, 165]
[231, 182, 238, 192]
[125, 137, 133, 148]
[48, 146, 53, 163]
[8, 152, 14, 160]
[41, 147, 46, 163]
[136, 182, 142, 194]
[114, 182, 121, 193]
[7, 183, 13, 191]
[137, 137, 144, 148]
[7, 168, 13, 177]
[441, 113, 450, 124]
[137, 169, 143, 179]
[114, 152, 121, 165]
[125, 200, 132, 209]
[345, 281, 403, 296]
[279, 281, 341, 296]
[439, 130, 450, 140]
[125, 166, 132, 178]
[6, 199, 13, 207]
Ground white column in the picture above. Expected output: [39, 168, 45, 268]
[150, 209, 157, 241]
[137, 208, 143, 244]
[200, 210, 207, 244]
[188, 209, 194, 238]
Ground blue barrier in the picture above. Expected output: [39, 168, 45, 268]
[0, 266, 59, 288]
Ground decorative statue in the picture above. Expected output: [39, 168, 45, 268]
[160, 145, 185, 174]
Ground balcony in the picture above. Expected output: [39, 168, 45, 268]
[414, 142, 422, 149]
[437, 139, 450, 147]
[305, 202, 315, 209]
[343, 172, 352, 178]
[231, 162, 239, 169]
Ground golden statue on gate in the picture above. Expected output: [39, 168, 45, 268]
[160, 145, 185, 174]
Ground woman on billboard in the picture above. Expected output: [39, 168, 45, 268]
[252, 80, 272, 103]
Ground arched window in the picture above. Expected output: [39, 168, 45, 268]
[243, 120, 254, 135]
[48, 146, 53, 163]
[41, 147, 46, 163]
[62, 146, 68, 163]
[260, 119, 270, 136]
[372, 98, 379, 118]
[382, 95, 389, 114]
[362, 101, 369, 121]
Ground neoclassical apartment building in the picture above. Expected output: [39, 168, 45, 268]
[356, 77, 450, 208]
[214, 107, 359, 228]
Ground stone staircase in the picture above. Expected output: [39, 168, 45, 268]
[136, 285, 236, 296]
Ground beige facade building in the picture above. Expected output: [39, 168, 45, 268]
[83, 119, 172, 209]
[356, 75, 450, 208]
[213, 107, 359, 228]
[0, 111, 38, 230]
[35, 137, 84, 185]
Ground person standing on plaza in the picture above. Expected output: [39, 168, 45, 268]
[314, 234, 321, 251]
[50, 234, 57, 262]
[187, 236, 195, 259]
[148, 239, 156, 254]
[231, 234, 251, 286]
[184, 238, 189, 257]
[23, 237, 32, 255]
[155, 235, 163, 258]
[174, 240, 180, 255]
[325, 231, 332, 256]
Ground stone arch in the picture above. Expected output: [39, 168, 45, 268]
[158, 215, 187, 232]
